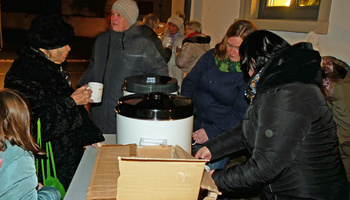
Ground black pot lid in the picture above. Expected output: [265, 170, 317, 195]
[122, 75, 178, 93]
[115, 92, 193, 120]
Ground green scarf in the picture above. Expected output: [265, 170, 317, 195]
[215, 57, 242, 73]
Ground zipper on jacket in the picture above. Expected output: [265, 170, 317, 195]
[122, 32, 125, 50]
[268, 184, 278, 200]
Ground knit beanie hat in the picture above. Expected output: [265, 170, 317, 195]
[26, 14, 74, 50]
[167, 14, 184, 30]
[112, 0, 139, 26]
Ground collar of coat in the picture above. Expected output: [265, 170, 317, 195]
[182, 33, 211, 45]
[256, 42, 322, 93]
[18, 46, 68, 72]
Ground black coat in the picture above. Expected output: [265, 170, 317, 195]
[205, 43, 348, 199]
[138, 25, 171, 63]
[4, 46, 105, 189]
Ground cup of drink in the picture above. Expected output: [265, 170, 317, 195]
[163, 37, 172, 48]
[88, 82, 103, 103]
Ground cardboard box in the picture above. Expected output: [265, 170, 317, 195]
[86, 144, 220, 200]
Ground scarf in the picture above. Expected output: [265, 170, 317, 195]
[185, 32, 200, 39]
[169, 31, 180, 45]
[245, 68, 264, 104]
[215, 57, 241, 73]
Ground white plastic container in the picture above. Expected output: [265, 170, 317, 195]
[115, 93, 194, 153]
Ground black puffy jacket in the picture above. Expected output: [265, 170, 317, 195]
[205, 43, 348, 199]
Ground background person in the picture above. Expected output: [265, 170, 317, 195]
[161, 14, 186, 88]
[175, 20, 211, 78]
[181, 20, 257, 189]
[321, 56, 350, 194]
[4, 14, 105, 190]
[139, 13, 171, 63]
[78, 0, 168, 135]
[0, 89, 61, 200]
[196, 30, 348, 199]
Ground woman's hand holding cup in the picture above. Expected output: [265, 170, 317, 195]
[71, 85, 93, 105]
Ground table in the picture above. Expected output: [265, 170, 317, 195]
[64, 134, 116, 200]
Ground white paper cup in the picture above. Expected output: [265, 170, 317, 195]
[88, 82, 103, 103]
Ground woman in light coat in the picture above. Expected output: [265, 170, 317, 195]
[175, 20, 211, 78]
[161, 14, 186, 87]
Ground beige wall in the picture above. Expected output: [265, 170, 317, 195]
[172, 0, 185, 16]
[190, 0, 350, 64]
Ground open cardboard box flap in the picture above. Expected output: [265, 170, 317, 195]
[86, 144, 221, 200]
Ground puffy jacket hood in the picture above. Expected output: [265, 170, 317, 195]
[257, 42, 322, 93]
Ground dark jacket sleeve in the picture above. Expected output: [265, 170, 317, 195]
[202, 79, 248, 139]
[210, 91, 313, 193]
[204, 123, 246, 160]
[181, 50, 212, 98]
[152, 35, 171, 63]
[141, 37, 169, 76]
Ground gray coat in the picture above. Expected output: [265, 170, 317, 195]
[78, 25, 168, 135]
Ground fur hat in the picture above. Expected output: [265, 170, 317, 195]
[167, 14, 184, 30]
[26, 14, 74, 50]
[112, 0, 139, 26]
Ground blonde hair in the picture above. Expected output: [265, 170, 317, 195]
[0, 89, 44, 155]
[214, 19, 257, 60]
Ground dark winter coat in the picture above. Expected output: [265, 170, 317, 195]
[205, 43, 348, 199]
[181, 49, 249, 139]
[4, 46, 105, 189]
[78, 25, 168, 135]
[138, 25, 171, 63]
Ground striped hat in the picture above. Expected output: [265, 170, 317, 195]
[112, 0, 139, 26]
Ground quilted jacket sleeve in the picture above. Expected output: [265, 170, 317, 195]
[209, 90, 314, 193]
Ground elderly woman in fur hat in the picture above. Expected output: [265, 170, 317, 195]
[4, 14, 105, 190]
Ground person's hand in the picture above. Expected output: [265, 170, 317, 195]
[0, 159, 3, 168]
[91, 143, 102, 148]
[176, 46, 181, 53]
[71, 85, 93, 105]
[36, 182, 43, 190]
[195, 146, 212, 160]
[209, 169, 215, 176]
[192, 128, 209, 144]
[84, 142, 102, 149]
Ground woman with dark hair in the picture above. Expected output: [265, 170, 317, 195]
[195, 30, 348, 199]
[0, 89, 61, 199]
[181, 20, 257, 187]
[4, 14, 105, 190]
